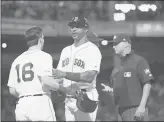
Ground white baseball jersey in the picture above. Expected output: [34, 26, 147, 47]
[7, 49, 53, 97]
[57, 41, 101, 121]
[57, 41, 102, 92]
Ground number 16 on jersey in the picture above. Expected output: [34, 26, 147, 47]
[15, 62, 34, 83]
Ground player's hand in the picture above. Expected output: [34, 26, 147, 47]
[101, 83, 113, 92]
[52, 69, 66, 79]
[67, 84, 80, 96]
[134, 105, 145, 121]
[56, 85, 68, 96]
[55, 78, 63, 84]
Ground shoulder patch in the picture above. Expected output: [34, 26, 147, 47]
[144, 69, 150, 74]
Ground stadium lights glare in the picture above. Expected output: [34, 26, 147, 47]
[138, 4, 157, 12]
[2, 43, 7, 48]
[142, 24, 151, 30]
[115, 4, 136, 13]
[113, 13, 125, 21]
[155, 24, 162, 31]
[151, 4, 157, 11]
[58, 1, 64, 7]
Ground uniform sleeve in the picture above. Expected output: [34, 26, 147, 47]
[57, 48, 68, 71]
[35, 54, 53, 76]
[57, 49, 64, 70]
[7, 64, 17, 88]
[137, 58, 154, 85]
[85, 47, 102, 72]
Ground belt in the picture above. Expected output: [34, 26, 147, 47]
[66, 95, 77, 99]
[19, 94, 44, 99]
[80, 87, 96, 92]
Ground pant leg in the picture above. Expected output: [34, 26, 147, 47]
[15, 109, 29, 121]
[29, 95, 56, 121]
[16, 95, 56, 121]
[65, 98, 78, 121]
[52, 91, 66, 121]
[65, 88, 99, 121]
[120, 107, 149, 121]
[64, 98, 99, 121]
[15, 100, 30, 121]
[65, 105, 76, 121]
[89, 105, 98, 121]
[53, 101, 66, 121]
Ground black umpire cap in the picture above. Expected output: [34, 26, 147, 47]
[24, 26, 43, 42]
[111, 34, 131, 46]
[68, 16, 89, 28]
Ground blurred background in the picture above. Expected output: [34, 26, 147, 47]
[1, 0, 164, 121]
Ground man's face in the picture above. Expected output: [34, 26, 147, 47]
[113, 41, 128, 54]
[70, 26, 87, 41]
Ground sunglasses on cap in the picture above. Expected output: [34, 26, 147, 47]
[68, 22, 88, 29]
[112, 40, 130, 46]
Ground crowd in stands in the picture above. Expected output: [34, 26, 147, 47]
[2, 1, 164, 21]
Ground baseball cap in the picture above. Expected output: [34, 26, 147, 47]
[24, 26, 43, 42]
[112, 34, 131, 46]
[68, 16, 89, 28]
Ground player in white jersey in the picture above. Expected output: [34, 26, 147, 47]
[53, 16, 102, 121]
[7, 26, 66, 121]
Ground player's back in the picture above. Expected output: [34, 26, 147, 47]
[11, 49, 51, 97]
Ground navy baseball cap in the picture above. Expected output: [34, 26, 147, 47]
[68, 16, 89, 28]
[112, 34, 131, 46]
[24, 26, 43, 42]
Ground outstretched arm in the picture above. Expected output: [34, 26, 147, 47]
[52, 69, 98, 83]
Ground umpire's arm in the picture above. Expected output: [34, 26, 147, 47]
[137, 58, 155, 107]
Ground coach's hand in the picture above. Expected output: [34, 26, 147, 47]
[52, 69, 66, 79]
[101, 83, 113, 92]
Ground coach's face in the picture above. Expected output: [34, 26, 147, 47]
[70, 27, 87, 41]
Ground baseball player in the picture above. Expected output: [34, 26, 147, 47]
[7, 26, 66, 121]
[101, 34, 155, 121]
[53, 16, 102, 121]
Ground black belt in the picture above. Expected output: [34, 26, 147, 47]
[66, 95, 76, 99]
[19, 94, 44, 99]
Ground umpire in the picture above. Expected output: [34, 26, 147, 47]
[103, 34, 155, 121]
